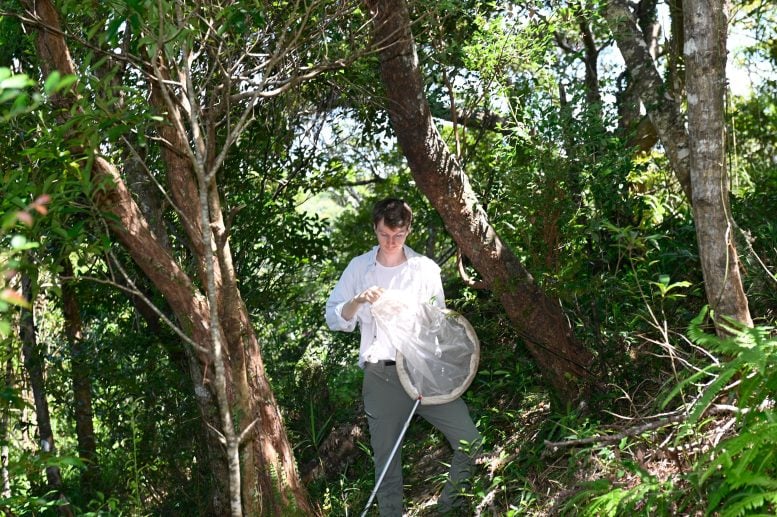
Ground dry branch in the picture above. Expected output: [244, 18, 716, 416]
[543, 404, 746, 451]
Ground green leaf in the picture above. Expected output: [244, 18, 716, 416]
[689, 366, 740, 423]
[107, 124, 130, 140]
[53, 75, 77, 93]
[9, 235, 39, 251]
[660, 363, 717, 410]
[43, 71, 62, 95]
[0, 73, 31, 91]
[10, 234, 27, 249]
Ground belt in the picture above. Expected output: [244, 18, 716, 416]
[377, 360, 396, 366]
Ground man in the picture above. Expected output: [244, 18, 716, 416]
[326, 198, 481, 516]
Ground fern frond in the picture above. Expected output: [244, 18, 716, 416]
[723, 467, 777, 490]
[688, 306, 716, 346]
[560, 479, 612, 516]
[689, 366, 740, 423]
[720, 490, 777, 517]
[700, 422, 777, 484]
[706, 479, 730, 513]
[585, 487, 627, 517]
[660, 363, 719, 410]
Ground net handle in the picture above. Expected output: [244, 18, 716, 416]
[360, 397, 422, 516]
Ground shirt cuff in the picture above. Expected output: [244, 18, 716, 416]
[334, 301, 358, 331]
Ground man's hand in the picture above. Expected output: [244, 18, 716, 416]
[342, 286, 384, 321]
[354, 286, 385, 304]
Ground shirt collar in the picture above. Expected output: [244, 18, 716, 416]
[368, 244, 418, 266]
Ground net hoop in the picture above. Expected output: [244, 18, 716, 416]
[396, 309, 480, 405]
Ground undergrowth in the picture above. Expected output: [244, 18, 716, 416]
[308, 307, 777, 516]
[551, 308, 777, 517]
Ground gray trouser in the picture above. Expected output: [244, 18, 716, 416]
[362, 362, 481, 517]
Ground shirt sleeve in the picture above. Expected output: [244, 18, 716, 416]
[432, 275, 446, 309]
[325, 260, 360, 332]
[431, 264, 445, 309]
[424, 260, 446, 309]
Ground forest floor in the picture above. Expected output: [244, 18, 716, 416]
[321, 338, 746, 516]
[401, 392, 560, 515]
[395, 387, 697, 516]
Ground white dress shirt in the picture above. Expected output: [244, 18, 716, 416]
[325, 245, 446, 368]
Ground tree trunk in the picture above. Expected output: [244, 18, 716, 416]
[19, 273, 73, 516]
[606, 0, 752, 327]
[683, 0, 752, 328]
[148, 70, 311, 516]
[22, 1, 312, 514]
[576, 4, 603, 112]
[366, 0, 596, 404]
[59, 260, 98, 494]
[667, 0, 686, 99]
[616, 0, 660, 151]
[604, 0, 693, 200]
[1, 359, 13, 499]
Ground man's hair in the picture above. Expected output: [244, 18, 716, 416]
[372, 198, 413, 229]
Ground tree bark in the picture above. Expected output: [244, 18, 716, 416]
[683, 0, 752, 328]
[22, 1, 312, 514]
[19, 273, 73, 516]
[366, 0, 596, 404]
[616, 0, 660, 151]
[59, 260, 98, 494]
[1, 359, 13, 499]
[604, 0, 693, 200]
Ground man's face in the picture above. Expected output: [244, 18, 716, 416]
[375, 220, 409, 251]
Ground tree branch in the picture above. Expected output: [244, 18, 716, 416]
[457, 249, 488, 290]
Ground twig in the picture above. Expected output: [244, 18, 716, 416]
[237, 418, 261, 445]
[65, 255, 208, 357]
[206, 422, 227, 445]
[737, 224, 777, 286]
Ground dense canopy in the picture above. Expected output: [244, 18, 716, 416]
[0, 0, 775, 515]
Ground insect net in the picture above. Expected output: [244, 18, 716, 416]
[371, 290, 479, 405]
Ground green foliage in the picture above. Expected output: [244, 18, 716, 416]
[559, 460, 681, 516]
[0, 68, 37, 121]
[685, 316, 777, 516]
[729, 88, 777, 321]
[700, 422, 777, 516]
[557, 313, 777, 516]
[664, 308, 776, 423]
[0, 0, 774, 514]
[0, 68, 45, 332]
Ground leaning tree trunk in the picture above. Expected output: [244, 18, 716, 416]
[366, 0, 596, 403]
[684, 0, 752, 328]
[22, 1, 312, 514]
[19, 273, 73, 516]
[604, 0, 693, 200]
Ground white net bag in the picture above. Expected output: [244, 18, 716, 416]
[371, 290, 480, 405]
